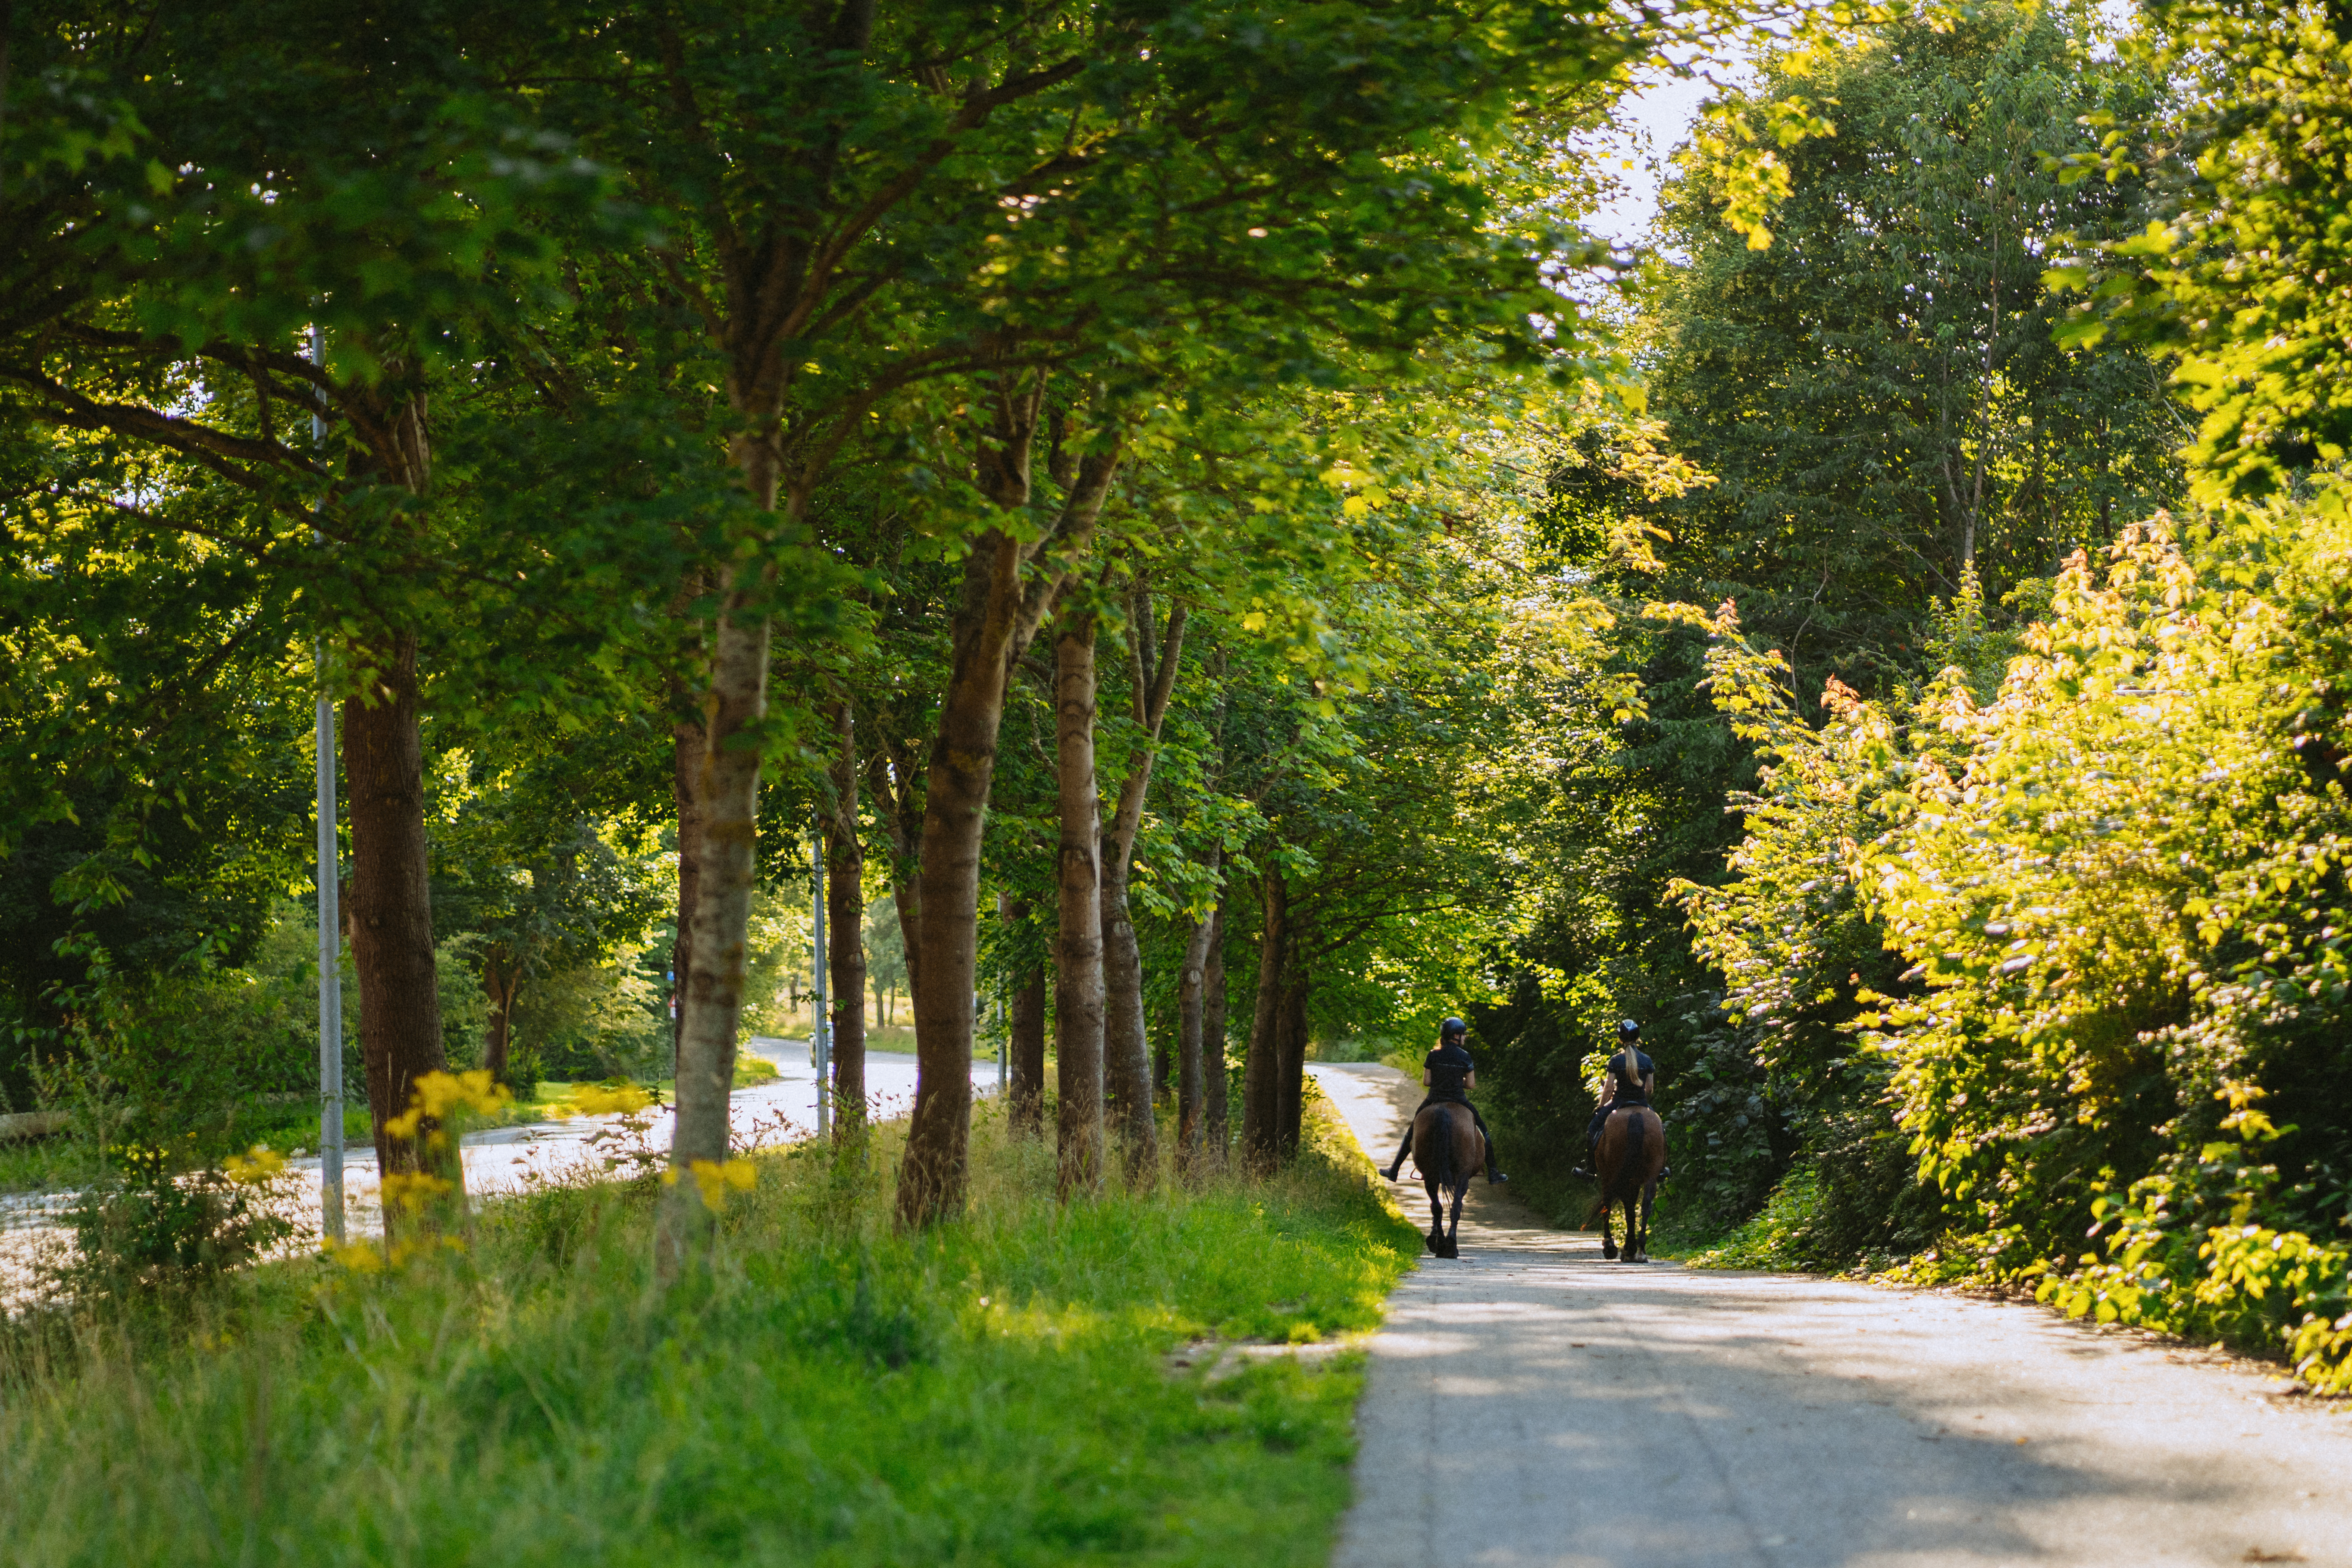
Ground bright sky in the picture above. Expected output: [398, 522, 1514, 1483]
[1578, 70, 1720, 249]
[1579, 0, 2140, 249]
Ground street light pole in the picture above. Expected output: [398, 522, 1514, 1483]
[311, 323, 345, 1245]
[811, 817, 830, 1138]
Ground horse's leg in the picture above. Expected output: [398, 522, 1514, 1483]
[1426, 1182, 1444, 1250]
[1447, 1180, 1466, 1256]
[1600, 1195, 1617, 1260]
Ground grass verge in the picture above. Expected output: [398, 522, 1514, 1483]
[1, 1096, 1418, 1567]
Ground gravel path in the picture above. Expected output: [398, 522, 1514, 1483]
[1307, 1061, 2352, 1568]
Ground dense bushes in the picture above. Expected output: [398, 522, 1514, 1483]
[1681, 506, 2352, 1388]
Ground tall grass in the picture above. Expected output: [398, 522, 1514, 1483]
[0, 1098, 1417, 1567]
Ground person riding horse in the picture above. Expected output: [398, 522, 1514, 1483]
[1381, 1017, 1507, 1186]
[1572, 1019, 1671, 1182]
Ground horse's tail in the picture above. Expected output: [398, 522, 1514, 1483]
[1432, 1109, 1456, 1193]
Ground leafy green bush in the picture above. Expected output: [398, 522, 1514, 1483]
[1679, 506, 2352, 1389]
[54, 1143, 301, 1299]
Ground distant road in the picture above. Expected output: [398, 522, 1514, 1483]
[1308, 1062, 2352, 1568]
[2, 1045, 996, 1278]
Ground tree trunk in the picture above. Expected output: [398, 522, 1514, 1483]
[1099, 594, 1185, 1179]
[1052, 607, 1107, 1197]
[895, 416, 1122, 1227]
[481, 945, 521, 1083]
[1175, 914, 1214, 1174]
[1175, 847, 1223, 1173]
[865, 735, 926, 1016]
[670, 702, 704, 1076]
[343, 632, 455, 1207]
[1003, 892, 1047, 1138]
[1200, 903, 1228, 1166]
[1098, 858, 1152, 1174]
[1277, 969, 1309, 1161]
[1241, 864, 1287, 1174]
[825, 700, 867, 1139]
[657, 432, 787, 1273]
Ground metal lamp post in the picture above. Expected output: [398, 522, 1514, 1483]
[311, 324, 345, 1244]
[811, 818, 830, 1137]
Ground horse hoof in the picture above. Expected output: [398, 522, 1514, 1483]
[1602, 1245, 1619, 1260]
[1436, 1239, 1459, 1259]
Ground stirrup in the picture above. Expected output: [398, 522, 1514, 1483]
[1570, 1164, 1593, 1180]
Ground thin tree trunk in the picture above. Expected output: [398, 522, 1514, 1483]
[670, 702, 704, 1076]
[896, 421, 1123, 1227]
[1174, 846, 1223, 1170]
[1200, 903, 1228, 1165]
[1241, 864, 1287, 1174]
[825, 699, 867, 1139]
[344, 632, 454, 1206]
[865, 735, 926, 1015]
[1099, 594, 1186, 1177]
[481, 947, 521, 1083]
[1276, 969, 1308, 1161]
[1003, 892, 1047, 1138]
[1052, 606, 1106, 1198]
[1174, 894, 1217, 1175]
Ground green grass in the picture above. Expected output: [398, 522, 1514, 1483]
[0, 1098, 1419, 1567]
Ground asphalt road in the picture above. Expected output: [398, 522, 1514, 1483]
[1307, 1061, 2352, 1568]
[2, 1044, 997, 1299]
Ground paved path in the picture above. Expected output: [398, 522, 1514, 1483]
[1306, 1062, 2352, 1568]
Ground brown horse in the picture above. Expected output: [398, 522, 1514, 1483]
[1593, 1105, 1665, 1262]
[1410, 1101, 1482, 1258]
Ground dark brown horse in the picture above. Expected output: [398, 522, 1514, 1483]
[1410, 1101, 1482, 1258]
[1593, 1105, 1665, 1262]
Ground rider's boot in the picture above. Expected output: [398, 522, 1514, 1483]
[1570, 1144, 1597, 1180]
[1484, 1141, 1509, 1185]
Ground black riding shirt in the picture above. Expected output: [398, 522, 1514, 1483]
[1424, 1042, 1475, 1102]
[1607, 1047, 1654, 1107]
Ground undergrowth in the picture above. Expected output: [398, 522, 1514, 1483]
[0, 1098, 1418, 1566]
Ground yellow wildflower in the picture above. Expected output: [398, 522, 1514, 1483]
[221, 1145, 288, 1186]
[661, 1157, 759, 1211]
[326, 1240, 384, 1273]
[563, 1083, 654, 1118]
[380, 1170, 454, 1216]
[384, 1070, 512, 1141]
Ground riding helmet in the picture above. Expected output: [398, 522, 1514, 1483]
[1439, 1016, 1469, 1041]
[1617, 1019, 1641, 1040]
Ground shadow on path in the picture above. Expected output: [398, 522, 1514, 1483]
[1305, 1062, 2352, 1568]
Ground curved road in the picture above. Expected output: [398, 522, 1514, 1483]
[1308, 1062, 2352, 1568]
[3, 1043, 995, 1296]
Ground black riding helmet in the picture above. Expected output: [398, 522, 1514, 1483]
[1617, 1019, 1641, 1041]
[1439, 1016, 1469, 1042]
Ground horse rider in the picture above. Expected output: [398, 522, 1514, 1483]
[1572, 1018, 1670, 1181]
[1381, 1016, 1508, 1186]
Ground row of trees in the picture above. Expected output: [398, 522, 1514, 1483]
[1, 0, 1658, 1269]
